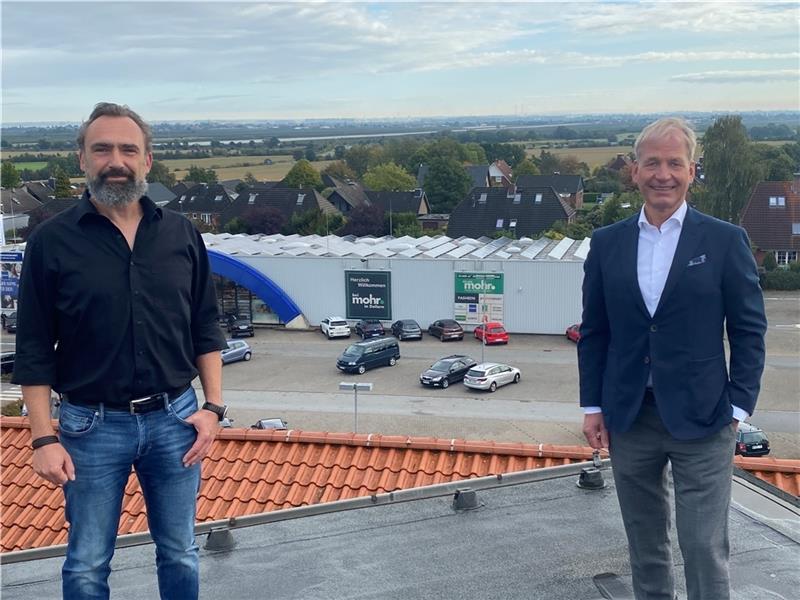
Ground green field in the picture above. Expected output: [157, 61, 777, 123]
[11, 161, 48, 170]
[163, 155, 335, 182]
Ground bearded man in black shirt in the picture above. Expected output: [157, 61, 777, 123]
[13, 102, 228, 600]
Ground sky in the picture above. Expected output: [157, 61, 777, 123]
[2, 0, 799, 124]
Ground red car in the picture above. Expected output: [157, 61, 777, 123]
[566, 323, 581, 343]
[474, 322, 509, 345]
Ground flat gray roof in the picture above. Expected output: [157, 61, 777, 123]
[2, 463, 797, 600]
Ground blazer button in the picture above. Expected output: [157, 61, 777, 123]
[644, 356, 651, 364]
[650, 324, 658, 332]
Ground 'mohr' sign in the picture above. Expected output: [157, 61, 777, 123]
[345, 271, 392, 320]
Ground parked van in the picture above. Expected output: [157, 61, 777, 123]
[336, 337, 400, 374]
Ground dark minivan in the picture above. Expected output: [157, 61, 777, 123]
[336, 337, 400, 374]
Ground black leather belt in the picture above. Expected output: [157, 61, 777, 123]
[62, 384, 190, 415]
[643, 388, 656, 405]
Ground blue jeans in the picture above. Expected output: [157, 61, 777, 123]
[59, 387, 201, 600]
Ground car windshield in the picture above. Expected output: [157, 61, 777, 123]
[466, 368, 486, 377]
[343, 345, 364, 356]
[430, 360, 452, 372]
[742, 432, 766, 443]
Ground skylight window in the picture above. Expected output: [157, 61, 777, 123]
[496, 218, 504, 229]
[478, 193, 487, 204]
[534, 193, 543, 204]
[296, 193, 306, 205]
[509, 219, 517, 228]
[513, 194, 521, 204]
[214, 195, 223, 202]
[189, 196, 196, 203]
[792, 223, 800, 235]
[248, 193, 256, 205]
[180, 195, 186, 201]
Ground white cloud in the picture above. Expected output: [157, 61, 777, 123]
[670, 69, 800, 83]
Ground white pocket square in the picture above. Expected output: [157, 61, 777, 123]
[687, 254, 706, 267]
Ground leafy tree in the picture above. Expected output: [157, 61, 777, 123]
[385, 212, 422, 237]
[336, 204, 385, 237]
[224, 217, 248, 234]
[289, 208, 345, 236]
[701, 115, 762, 223]
[240, 206, 287, 234]
[283, 159, 322, 190]
[537, 150, 562, 175]
[363, 162, 416, 191]
[345, 145, 371, 178]
[147, 160, 176, 187]
[558, 155, 590, 177]
[481, 143, 525, 167]
[54, 167, 73, 197]
[424, 157, 472, 213]
[304, 145, 317, 162]
[461, 142, 488, 165]
[601, 195, 635, 226]
[1, 161, 21, 188]
[235, 181, 249, 194]
[491, 229, 516, 239]
[243, 172, 258, 185]
[513, 159, 540, 180]
[321, 160, 357, 181]
[761, 252, 777, 272]
[184, 165, 217, 183]
[383, 138, 423, 169]
[751, 143, 795, 181]
[267, 136, 281, 148]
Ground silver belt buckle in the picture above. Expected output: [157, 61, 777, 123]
[130, 394, 156, 414]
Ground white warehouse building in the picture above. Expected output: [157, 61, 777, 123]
[202, 233, 589, 335]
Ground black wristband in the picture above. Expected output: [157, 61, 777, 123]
[31, 435, 60, 450]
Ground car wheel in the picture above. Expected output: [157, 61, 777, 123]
[441, 379, 449, 389]
[513, 373, 520, 383]
[389, 357, 397, 366]
[489, 381, 497, 392]
[326, 331, 331, 339]
[244, 352, 252, 361]
[357, 365, 366, 374]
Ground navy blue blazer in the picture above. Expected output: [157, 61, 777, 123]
[578, 207, 767, 440]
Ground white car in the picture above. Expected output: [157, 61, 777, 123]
[463, 362, 521, 392]
[320, 316, 351, 339]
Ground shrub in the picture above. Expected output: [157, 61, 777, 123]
[761, 252, 778, 271]
[788, 261, 800, 273]
[761, 269, 800, 290]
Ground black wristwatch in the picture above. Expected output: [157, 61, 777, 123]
[201, 402, 228, 421]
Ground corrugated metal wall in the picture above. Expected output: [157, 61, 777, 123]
[235, 255, 584, 335]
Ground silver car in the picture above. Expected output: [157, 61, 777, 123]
[463, 362, 521, 392]
[221, 339, 252, 364]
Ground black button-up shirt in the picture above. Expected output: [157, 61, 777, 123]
[12, 193, 226, 408]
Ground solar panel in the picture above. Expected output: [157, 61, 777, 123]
[447, 244, 478, 258]
[424, 242, 458, 258]
[573, 238, 592, 260]
[419, 236, 452, 250]
[548, 237, 575, 260]
[520, 238, 549, 259]
[399, 247, 424, 257]
[471, 237, 511, 259]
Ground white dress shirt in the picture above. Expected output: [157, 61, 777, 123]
[584, 202, 748, 421]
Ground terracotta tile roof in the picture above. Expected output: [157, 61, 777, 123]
[2, 417, 798, 553]
[740, 180, 800, 251]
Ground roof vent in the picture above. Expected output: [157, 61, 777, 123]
[452, 488, 480, 511]
[204, 528, 236, 552]
[577, 467, 606, 490]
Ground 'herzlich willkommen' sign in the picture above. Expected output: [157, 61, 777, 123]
[345, 270, 392, 320]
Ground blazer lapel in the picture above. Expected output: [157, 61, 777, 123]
[654, 207, 704, 315]
[622, 217, 650, 318]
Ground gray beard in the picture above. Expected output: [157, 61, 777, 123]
[87, 176, 148, 207]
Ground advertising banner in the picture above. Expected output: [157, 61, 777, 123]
[454, 272, 504, 325]
[345, 270, 392, 320]
[1, 251, 23, 312]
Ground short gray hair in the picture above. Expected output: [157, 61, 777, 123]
[634, 117, 696, 163]
[77, 102, 152, 153]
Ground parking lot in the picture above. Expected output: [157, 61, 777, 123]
[2, 291, 798, 457]
[216, 290, 799, 458]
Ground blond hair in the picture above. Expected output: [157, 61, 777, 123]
[634, 117, 696, 163]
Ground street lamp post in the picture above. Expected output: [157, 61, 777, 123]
[338, 382, 373, 433]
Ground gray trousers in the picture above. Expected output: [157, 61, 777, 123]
[610, 402, 737, 600]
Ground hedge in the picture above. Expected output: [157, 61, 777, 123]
[760, 269, 800, 290]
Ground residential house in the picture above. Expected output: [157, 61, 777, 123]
[417, 213, 449, 231]
[323, 175, 370, 214]
[144, 182, 176, 207]
[1, 188, 42, 236]
[446, 186, 575, 239]
[605, 153, 632, 172]
[22, 181, 55, 203]
[740, 174, 800, 266]
[364, 189, 430, 216]
[170, 181, 196, 197]
[516, 174, 584, 210]
[488, 160, 514, 189]
[163, 183, 233, 227]
[221, 187, 340, 229]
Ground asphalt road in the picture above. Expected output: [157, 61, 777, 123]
[208, 290, 799, 457]
[2, 291, 797, 457]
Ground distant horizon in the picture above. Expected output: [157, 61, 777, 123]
[3, 2, 798, 124]
[4, 109, 799, 130]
